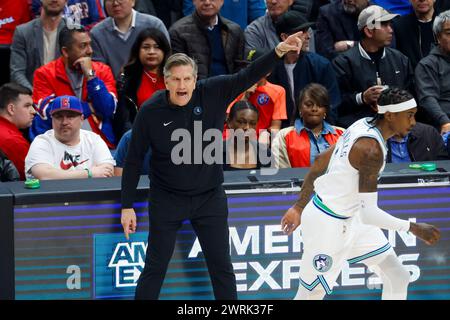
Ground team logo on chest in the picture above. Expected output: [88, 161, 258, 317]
[256, 93, 270, 106]
[193, 106, 203, 116]
[313, 254, 333, 273]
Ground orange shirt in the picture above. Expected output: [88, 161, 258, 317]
[137, 71, 165, 108]
[227, 81, 287, 132]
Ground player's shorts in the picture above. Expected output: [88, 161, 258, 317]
[298, 194, 394, 295]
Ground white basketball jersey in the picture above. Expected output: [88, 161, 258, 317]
[313, 118, 387, 218]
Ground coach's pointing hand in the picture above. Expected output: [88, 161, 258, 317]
[121, 208, 137, 240]
[275, 31, 304, 57]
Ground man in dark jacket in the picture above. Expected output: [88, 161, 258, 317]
[120, 33, 304, 300]
[415, 9, 450, 134]
[0, 149, 20, 182]
[169, 0, 244, 79]
[315, 0, 370, 60]
[387, 122, 449, 162]
[333, 5, 413, 128]
[393, 0, 445, 69]
[269, 10, 341, 127]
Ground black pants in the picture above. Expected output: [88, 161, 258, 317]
[135, 185, 237, 300]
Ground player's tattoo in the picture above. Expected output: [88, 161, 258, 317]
[349, 137, 384, 193]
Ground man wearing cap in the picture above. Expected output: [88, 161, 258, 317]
[30, 25, 117, 149]
[316, 0, 370, 60]
[25, 95, 115, 180]
[281, 87, 441, 300]
[268, 10, 341, 127]
[333, 5, 413, 128]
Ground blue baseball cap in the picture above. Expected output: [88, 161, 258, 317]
[50, 95, 83, 115]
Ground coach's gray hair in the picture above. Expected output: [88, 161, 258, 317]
[433, 10, 450, 37]
[163, 53, 198, 78]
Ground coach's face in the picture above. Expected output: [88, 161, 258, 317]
[165, 65, 197, 107]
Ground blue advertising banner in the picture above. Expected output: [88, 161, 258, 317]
[14, 186, 450, 300]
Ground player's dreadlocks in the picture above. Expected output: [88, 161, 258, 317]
[368, 87, 414, 126]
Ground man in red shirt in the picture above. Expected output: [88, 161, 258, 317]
[0, 83, 36, 180]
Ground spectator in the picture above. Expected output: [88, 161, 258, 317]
[32, 0, 106, 30]
[393, 0, 441, 69]
[272, 83, 344, 168]
[183, 0, 266, 30]
[387, 122, 449, 162]
[371, 0, 413, 15]
[244, 0, 294, 54]
[223, 101, 271, 170]
[415, 10, 450, 134]
[436, 0, 450, 14]
[135, 0, 183, 28]
[333, 5, 413, 128]
[0, 0, 32, 86]
[114, 129, 151, 176]
[315, 0, 369, 60]
[170, 0, 244, 79]
[0, 149, 20, 182]
[10, 0, 67, 91]
[227, 49, 287, 142]
[0, 83, 35, 180]
[30, 26, 117, 149]
[114, 28, 171, 140]
[25, 95, 115, 180]
[269, 10, 341, 127]
[293, 0, 331, 22]
[90, 0, 169, 80]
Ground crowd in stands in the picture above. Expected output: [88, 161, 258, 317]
[0, 0, 450, 181]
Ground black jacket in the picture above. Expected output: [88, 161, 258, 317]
[121, 50, 281, 208]
[315, 1, 360, 60]
[387, 122, 449, 162]
[0, 149, 20, 182]
[332, 44, 413, 128]
[169, 11, 244, 79]
[393, 12, 437, 69]
[113, 67, 144, 141]
[415, 46, 450, 127]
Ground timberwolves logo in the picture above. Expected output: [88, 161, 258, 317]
[257, 93, 270, 106]
[313, 254, 333, 273]
[193, 106, 203, 116]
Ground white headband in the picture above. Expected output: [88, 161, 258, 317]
[377, 98, 417, 114]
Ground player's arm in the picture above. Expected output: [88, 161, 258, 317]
[351, 137, 441, 245]
[281, 144, 336, 235]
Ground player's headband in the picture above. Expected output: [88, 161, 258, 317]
[377, 98, 417, 114]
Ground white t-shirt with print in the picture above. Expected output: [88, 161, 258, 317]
[25, 129, 115, 179]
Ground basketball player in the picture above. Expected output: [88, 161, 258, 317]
[281, 88, 441, 300]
